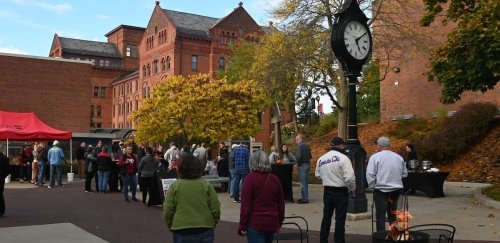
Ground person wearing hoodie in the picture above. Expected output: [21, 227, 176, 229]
[138, 147, 159, 205]
[97, 146, 112, 194]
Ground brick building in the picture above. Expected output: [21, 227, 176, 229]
[0, 52, 92, 132]
[375, 1, 499, 121]
[109, 1, 281, 148]
[49, 24, 145, 128]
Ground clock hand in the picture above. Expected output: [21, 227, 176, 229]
[355, 32, 367, 42]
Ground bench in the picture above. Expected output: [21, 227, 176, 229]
[202, 176, 229, 192]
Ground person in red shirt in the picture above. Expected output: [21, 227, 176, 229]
[18, 145, 30, 183]
[119, 145, 139, 202]
[238, 150, 285, 243]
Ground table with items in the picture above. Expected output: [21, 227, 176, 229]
[403, 171, 450, 198]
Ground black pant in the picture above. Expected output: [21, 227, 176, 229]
[109, 163, 119, 192]
[272, 164, 294, 202]
[373, 189, 401, 232]
[0, 179, 5, 215]
[85, 171, 99, 192]
[320, 187, 348, 243]
[140, 177, 153, 204]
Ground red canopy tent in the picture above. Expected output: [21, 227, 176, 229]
[0, 111, 72, 141]
[0, 111, 73, 173]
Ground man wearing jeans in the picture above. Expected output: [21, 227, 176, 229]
[47, 140, 66, 188]
[228, 144, 239, 197]
[230, 141, 250, 203]
[366, 136, 408, 232]
[315, 137, 355, 243]
[119, 145, 139, 202]
[295, 134, 312, 204]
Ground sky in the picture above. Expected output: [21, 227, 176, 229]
[0, 0, 275, 56]
[0, 0, 333, 112]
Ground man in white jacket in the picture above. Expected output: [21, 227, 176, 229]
[315, 137, 355, 243]
[164, 142, 179, 169]
[366, 136, 408, 232]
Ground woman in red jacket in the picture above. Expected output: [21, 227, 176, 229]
[18, 145, 30, 183]
[238, 150, 285, 243]
[119, 145, 139, 202]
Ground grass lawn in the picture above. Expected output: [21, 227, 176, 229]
[482, 184, 500, 202]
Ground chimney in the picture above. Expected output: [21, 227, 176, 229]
[238, 2, 243, 7]
[155, 1, 160, 6]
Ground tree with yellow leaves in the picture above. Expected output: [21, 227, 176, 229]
[130, 74, 266, 144]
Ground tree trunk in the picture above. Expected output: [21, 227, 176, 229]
[337, 77, 348, 140]
[289, 102, 299, 134]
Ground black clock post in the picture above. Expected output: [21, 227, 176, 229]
[331, 0, 372, 214]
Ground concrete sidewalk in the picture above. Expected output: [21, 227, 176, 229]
[216, 182, 499, 242]
[4, 179, 499, 242]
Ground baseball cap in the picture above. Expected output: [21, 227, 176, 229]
[377, 136, 391, 147]
[331, 137, 345, 146]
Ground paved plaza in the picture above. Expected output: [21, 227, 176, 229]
[1, 179, 499, 242]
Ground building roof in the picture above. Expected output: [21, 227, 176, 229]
[111, 70, 139, 85]
[162, 9, 219, 38]
[59, 37, 122, 58]
[105, 24, 146, 37]
[0, 52, 92, 65]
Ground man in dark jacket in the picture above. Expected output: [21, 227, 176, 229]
[0, 145, 11, 217]
[216, 142, 229, 191]
[76, 142, 86, 178]
[295, 134, 312, 204]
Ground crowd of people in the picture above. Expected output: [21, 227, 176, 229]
[13, 141, 66, 188]
[0, 133, 414, 243]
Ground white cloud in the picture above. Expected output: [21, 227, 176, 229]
[52, 29, 85, 39]
[0, 10, 18, 18]
[11, 0, 72, 13]
[95, 14, 111, 20]
[0, 47, 29, 55]
[22, 19, 45, 28]
[91, 37, 106, 42]
[143, 2, 155, 9]
[247, 0, 277, 24]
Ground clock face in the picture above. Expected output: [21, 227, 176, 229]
[343, 20, 370, 60]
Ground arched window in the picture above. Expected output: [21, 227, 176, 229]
[142, 85, 146, 99]
[143, 65, 146, 77]
[161, 58, 166, 71]
[146, 64, 150, 76]
[220, 31, 225, 44]
[97, 105, 102, 117]
[167, 56, 171, 70]
[153, 60, 158, 73]
[218, 57, 225, 71]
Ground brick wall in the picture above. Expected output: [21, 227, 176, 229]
[0, 53, 92, 132]
[376, 1, 499, 121]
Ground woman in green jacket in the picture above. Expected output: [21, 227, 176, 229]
[163, 153, 221, 243]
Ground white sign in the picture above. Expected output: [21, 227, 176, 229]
[161, 179, 177, 196]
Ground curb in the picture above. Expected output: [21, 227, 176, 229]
[474, 186, 500, 210]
